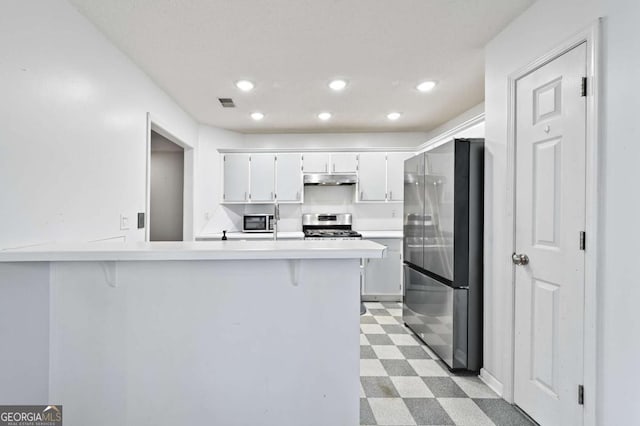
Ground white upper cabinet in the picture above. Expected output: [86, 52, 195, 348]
[386, 152, 413, 202]
[358, 153, 387, 201]
[223, 154, 250, 202]
[250, 154, 276, 202]
[302, 153, 330, 173]
[276, 153, 302, 203]
[330, 153, 358, 173]
[222, 150, 413, 204]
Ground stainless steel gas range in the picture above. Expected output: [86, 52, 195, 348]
[302, 213, 362, 240]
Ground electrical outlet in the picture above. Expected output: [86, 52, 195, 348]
[391, 209, 397, 218]
[120, 214, 130, 230]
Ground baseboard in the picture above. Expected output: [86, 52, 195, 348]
[361, 295, 402, 302]
[479, 368, 504, 397]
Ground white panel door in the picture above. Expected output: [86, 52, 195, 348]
[331, 153, 358, 173]
[276, 153, 302, 202]
[358, 153, 387, 201]
[514, 43, 586, 426]
[386, 152, 413, 202]
[223, 154, 249, 202]
[250, 154, 275, 202]
[302, 153, 330, 173]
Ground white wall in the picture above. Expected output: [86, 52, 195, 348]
[483, 0, 601, 399]
[0, 1, 198, 249]
[242, 132, 427, 150]
[194, 125, 246, 234]
[418, 103, 485, 152]
[598, 0, 640, 423]
[484, 0, 640, 424]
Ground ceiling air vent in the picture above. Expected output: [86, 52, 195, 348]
[218, 98, 235, 108]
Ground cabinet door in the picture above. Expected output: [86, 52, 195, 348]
[302, 153, 330, 173]
[250, 154, 276, 202]
[276, 153, 302, 202]
[386, 152, 413, 202]
[331, 153, 358, 173]
[363, 239, 403, 297]
[358, 153, 387, 201]
[223, 154, 249, 202]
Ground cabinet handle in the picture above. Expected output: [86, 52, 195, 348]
[325, 163, 328, 173]
[389, 190, 393, 200]
[360, 191, 364, 200]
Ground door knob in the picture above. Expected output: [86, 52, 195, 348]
[512, 253, 529, 266]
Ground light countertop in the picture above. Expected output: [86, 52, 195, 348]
[196, 231, 304, 241]
[0, 240, 386, 262]
[195, 230, 402, 240]
[357, 230, 403, 239]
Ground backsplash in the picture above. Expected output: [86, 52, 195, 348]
[200, 185, 403, 234]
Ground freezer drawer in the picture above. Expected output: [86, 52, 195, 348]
[403, 265, 469, 370]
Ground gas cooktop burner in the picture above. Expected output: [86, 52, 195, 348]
[302, 213, 362, 240]
[304, 229, 362, 240]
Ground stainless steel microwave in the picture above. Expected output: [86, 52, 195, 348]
[242, 214, 274, 233]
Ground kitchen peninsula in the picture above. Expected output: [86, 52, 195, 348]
[0, 240, 385, 426]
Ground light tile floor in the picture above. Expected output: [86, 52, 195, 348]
[360, 302, 535, 426]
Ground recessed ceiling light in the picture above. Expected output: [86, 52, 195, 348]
[328, 79, 348, 91]
[416, 81, 437, 92]
[235, 80, 255, 91]
[250, 112, 264, 121]
[387, 112, 402, 121]
[318, 112, 332, 121]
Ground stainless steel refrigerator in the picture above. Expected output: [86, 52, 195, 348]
[403, 138, 484, 371]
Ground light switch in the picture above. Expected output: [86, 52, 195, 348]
[120, 214, 130, 230]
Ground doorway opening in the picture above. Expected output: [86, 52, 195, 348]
[149, 130, 184, 241]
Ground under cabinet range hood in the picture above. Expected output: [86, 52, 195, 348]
[303, 173, 357, 186]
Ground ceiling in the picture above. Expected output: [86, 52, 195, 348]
[69, 0, 534, 134]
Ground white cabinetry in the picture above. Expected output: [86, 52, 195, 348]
[386, 152, 413, 202]
[222, 150, 413, 204]
[302, 153, 358, 174]
[358, 153, 387, 201]
[276, 153, 302, 202]
[223, 154, 250, 202]
[250, 154, 276, 202]
[331, 153, 358, 173]
[362, 238, 403, 301]
[302, 153, 330, 173]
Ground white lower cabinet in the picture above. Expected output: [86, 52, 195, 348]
[362, 238, 403, 301]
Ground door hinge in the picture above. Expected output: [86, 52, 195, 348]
[578, 385, 584, 405]
[581, 77, 587, 97]
[580, 231, 586, 250]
